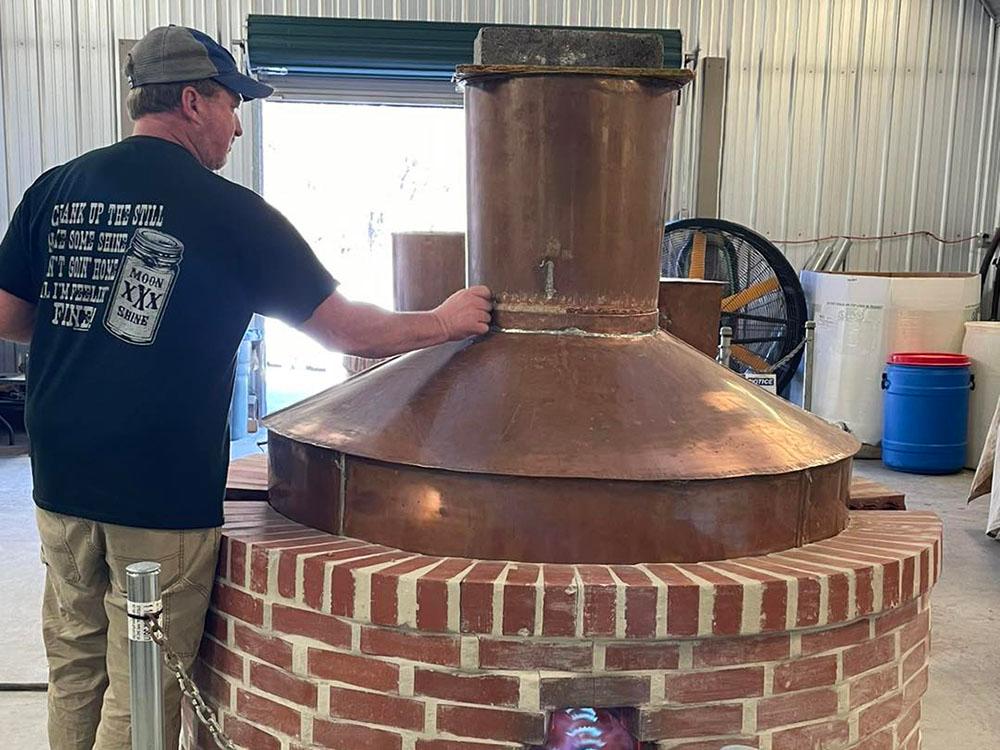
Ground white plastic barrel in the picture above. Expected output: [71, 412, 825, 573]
[962, 321, 1000, 468]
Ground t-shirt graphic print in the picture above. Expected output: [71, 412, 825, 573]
[43, 199, 181, 346]
[104, 227, 184, 345]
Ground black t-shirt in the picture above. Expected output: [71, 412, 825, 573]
[0, 136, 337, 529]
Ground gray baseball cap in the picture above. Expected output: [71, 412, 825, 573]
[126, 25, 273, 101]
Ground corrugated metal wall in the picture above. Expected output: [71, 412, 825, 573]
[713, 0, 1000, 273]
[2, 0, 999, 276]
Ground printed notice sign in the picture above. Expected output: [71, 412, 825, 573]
[744, 372, 778, 394]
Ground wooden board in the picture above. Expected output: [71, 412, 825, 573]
[848, 476, 906, 510]
[226, 453, 268, 501]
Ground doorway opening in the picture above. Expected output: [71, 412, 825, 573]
[260, 100, 466, 414]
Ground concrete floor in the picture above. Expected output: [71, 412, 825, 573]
[0, 449, 997, 749]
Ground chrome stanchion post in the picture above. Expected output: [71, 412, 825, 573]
[127, 561, 165, 750]
[717, 325, 733, 368]
[802, 320, 816, 412]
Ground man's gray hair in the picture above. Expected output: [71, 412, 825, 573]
[126, 79, 225, 120]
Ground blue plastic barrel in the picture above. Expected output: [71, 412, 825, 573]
[228, 336, 253, 441]
[881, 352, 973, 474]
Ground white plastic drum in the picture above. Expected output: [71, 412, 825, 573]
[962, 321, 1000, 468]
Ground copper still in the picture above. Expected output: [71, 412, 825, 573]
[266, 44, 859, 565]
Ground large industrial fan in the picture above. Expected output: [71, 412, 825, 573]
[661, 218, 808, 392]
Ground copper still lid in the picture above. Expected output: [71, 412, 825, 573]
[265, 35, 859, 564]
[266, 333, 856, 482]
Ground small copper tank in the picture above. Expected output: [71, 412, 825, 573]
[392, 232, 466, 313]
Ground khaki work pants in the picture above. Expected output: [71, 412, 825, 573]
[36, 507, 220, 750]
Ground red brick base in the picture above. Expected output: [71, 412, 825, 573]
[185, 503, 940, 750]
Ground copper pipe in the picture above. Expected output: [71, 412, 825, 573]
[392, 232, 466, 312]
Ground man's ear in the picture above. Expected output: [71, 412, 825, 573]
[179, 86, 203, 122]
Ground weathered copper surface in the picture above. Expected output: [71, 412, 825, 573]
[392, 232, 466, 312]
[464, 71, 687, 334]
[242, 451, 899, 516]
[266, 331, 857, 481]
[268, 433, 851, 564]
[267, 438, 343, 534]
[264, 64, 861, 564]
[658, 279, 725, 357]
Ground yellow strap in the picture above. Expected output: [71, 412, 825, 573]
[689, 232, 706, 279]
[721, 276, 780, 313]
[730, 345, 772, 373]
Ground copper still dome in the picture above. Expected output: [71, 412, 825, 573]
[264, 38, 859, 565]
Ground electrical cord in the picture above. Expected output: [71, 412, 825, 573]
[769, 230, 983, 245]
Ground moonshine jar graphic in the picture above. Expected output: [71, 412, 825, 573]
[103, 228, 184, 344]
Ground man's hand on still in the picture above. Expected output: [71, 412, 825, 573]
[432, 285, 493, 341]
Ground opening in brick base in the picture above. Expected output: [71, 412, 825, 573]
[540, 708, 648, 750]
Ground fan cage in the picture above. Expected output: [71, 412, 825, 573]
[661, 218, 807, 392]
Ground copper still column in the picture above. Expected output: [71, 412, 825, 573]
[266, 50, 858, 565]
[467, 70, 674, 335]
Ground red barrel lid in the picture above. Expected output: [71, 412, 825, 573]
[888, 352, 971, 367]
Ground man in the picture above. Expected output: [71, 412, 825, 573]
[0, 25, 491, 750]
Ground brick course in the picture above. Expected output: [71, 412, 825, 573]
[186, 503, 940, 750]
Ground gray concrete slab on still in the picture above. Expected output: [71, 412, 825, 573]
[0, 451, 996, 749]
[473, 25, 664, 67]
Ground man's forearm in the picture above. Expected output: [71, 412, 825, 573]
[301, 287, 492, 357]
[337, 302, 447, 358]
[302, 295, 447, 357]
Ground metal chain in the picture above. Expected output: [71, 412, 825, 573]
[144, 616, 238, 750]
[763, 334, 808, 374]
